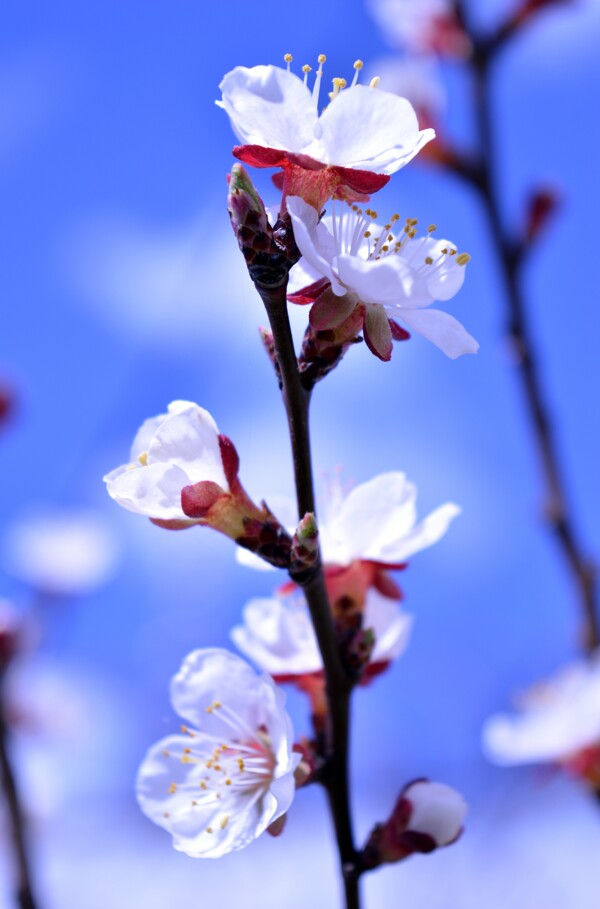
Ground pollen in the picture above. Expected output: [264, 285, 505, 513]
[353, 60, 364, 70]
[168, 783, 177, 794]
[137, 451, 148, 466]
[284, 53, 293, 63]
[428, 224, 437, 233]
[220, 816, 229, 830]
[456, 253, 471, 266]
[425, 257, 434, 265]
[318, 54, 327, 63]
[225, 779, 232, 786]
[302, 64, 312, 73]
[369, 76, 380, 89]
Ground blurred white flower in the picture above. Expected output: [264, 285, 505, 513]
[367, 56, 446, 122]
[483, 655, 600, 767]
[4, 508, 118, 596]
[231, 588, 412, 678]
[367, 0, 470, 57]
[136, 648, 300, 858]
[287, 195, 477, 360]
[238, 471, 460, 571]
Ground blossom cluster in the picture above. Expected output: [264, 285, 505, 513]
[103, 52, 472, 875]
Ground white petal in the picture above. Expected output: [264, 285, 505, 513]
[218, 66, 316, 152]
[286, 196, 343, 293]
[130, 413, 168, 462]
[397, 306, 479, 359]
[327, 472, 418, 563]
[405, 780, 467, 845]
[105, 461, 191, 520]
[311, 85, 434, 173]
[336, 253, 414, 307]
[231, 596, 322, 676]
[147, 403, 227, 488]
[365, 591, 413, 663]
[375, 502, 462, 564]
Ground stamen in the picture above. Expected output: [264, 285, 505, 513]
[284, 53, 293, 73]
[138, 451, 148, 466]
[329, 77, 347, 101]
[312, 54, 326, 107]
[425, 257, 434, 265]
[168, 783, 177, 794]
[369, 76, 380, 89]
[456, 253, 471, 266]
[428, 224, 437, 233]
[302, 64, 312, 86]
[351, 59, 363, 87]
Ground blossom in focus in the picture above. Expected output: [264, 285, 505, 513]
[4, 509, 118, 597]
[218, 57, 434, 210]
[362, 779, 467, 868]
[238, 471, 460, 572]
[231, 587, 412, 680]
[287, 196, 478, 360]
[136, 648, 300, 858]
[367, 0, 471, 57]
[482, 654, 600, 786]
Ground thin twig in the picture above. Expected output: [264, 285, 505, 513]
[256, 279, 361, 909]
[0, 686, 39, 909]
[458, 7, 599, 652]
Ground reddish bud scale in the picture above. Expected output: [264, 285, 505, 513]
[298, 306, 365, 389]
[236, 517, 293, 570]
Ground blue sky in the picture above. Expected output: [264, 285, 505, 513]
[2, 0, 600, 906]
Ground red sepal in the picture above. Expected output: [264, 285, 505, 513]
[389, 319, 411, 342]
[233, 145, 287, 169]
[287, 277, 330, 306]
[218, 434, 240, 488]
[181, 481, 225, 518]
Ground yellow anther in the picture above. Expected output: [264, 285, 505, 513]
[284, 53, 293, 63]
[318, 54, 327, 63]
[384, 223, 391, 230]
[425, 257, 434, 265]
[302, 64, 312, 73]
[388, 234, 394, 241]
[237, 758, 245, 771]
[213, 764, 221, 771]
[408, 229, 416, 238]
[200, 781, 207, 790]
[364, 231, 371, 238]
[168, 783, 177, 795]
[181, 756, 193, 764]
[183, 747, 191, 754]
[370, 210, 378, 219]
[205, 706, 213, 714]
[213, 701, 222, 709]
[353, 60, 364, 70]
[441, 248, 449, 254]
[409, 218, 418, 226]
[225, 779, 232, 786]
[391, 214, 400, 222]
[428, 224, 437, 233]
[381, 245, 389, 252]
[220, 816, 229, 830]
[456, 253, 471, 266]
[206, 827, 213, 834]
[181, 725, 195, 737]
[137, 451, 148, 466]
[449, 249, 457, 256]
[192, 800, 198, 806]
[369, 76, 380, 88]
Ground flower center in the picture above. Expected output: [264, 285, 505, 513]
[164, 702, 276, 835]
[328, 201, 471, 271]
[282, 53, 380, 110]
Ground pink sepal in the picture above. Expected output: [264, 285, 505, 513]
[309, 289, 359, 331]
[287, 277, 330, 306]
[389, 320, 411, 342]
[364, 305, 393, 361]
[149, 517, 198, 531]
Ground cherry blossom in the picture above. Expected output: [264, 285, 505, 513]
[218, 57, 434, 210]
[231, 588, 412, 680]
[238, 471, 460, 572]
[287, 195, 478, 360]
[482, 655, 600, 778]
[136, 648, 300, 858]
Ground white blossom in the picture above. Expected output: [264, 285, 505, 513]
[367, 0, 469, 57]
[483, 654, 600, 766]
[231, 588, 412, 677]
[136, 648, 300, 858]
[287, 196, 478, 360]
[238, 471, 460, 571]
[403, 780, 467, 846]
[218, 58, 434, 176]
[104, 401, 227, 523]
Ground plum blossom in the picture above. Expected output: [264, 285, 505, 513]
[4, 509, 118, 597]
[482, 654, 600, 784]
[362, 779, 467, 867]
[218, 57, 434, 210]
[238, 471, 460, 572]
[367, 0, 471, 57]
[286, 195, 478, 360]
[231, 588, 412, 679]
[136, 648, 300, 858]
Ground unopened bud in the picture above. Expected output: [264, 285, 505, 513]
[525, 187, 559, 243]
[361, 780, 467, 870]
[290, 513, 320, 579]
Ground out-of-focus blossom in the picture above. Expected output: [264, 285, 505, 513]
[238, 471, 460, 571]
[367, 0, 471, 57]
[366, 56, 447, 127]
[286, 195, 477, 360]
[218, 58, 434, 209]
[362, 779, 467, 868]
[231, 587, 412, 679]
[483, 655, 600, 786]
[136, 648, 300, 858]
[0, 599, 22, 670]
[4, 509, 118, 597]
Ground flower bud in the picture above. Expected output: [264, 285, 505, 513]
[290, 512, 320, 579]
[361, 779, 466, 869]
